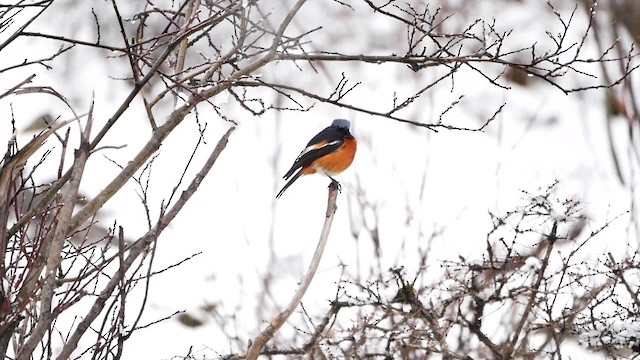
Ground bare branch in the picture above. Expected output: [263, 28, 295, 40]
[244, 181, 339, 360]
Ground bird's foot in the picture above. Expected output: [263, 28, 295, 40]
[329, 178, 342, 193]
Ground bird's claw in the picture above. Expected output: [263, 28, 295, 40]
[329, 178, 342, 193]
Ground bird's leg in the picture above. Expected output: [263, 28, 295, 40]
[328, 176, 342, 192]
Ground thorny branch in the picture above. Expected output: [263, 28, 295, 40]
[219, 182, 636, 359]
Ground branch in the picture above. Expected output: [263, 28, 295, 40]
[244, 181, 340, 360]
[67, 1, 274, 232]
[505, 221, 558, 358]
[0, 119, 73, 273]
[55, 126, 235, 360]
[234, 78, 496, 132]
[15, 97, 94, 360]
[175, 0, 199, 79]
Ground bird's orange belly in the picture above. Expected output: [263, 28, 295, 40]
[311, 138, 356, 175]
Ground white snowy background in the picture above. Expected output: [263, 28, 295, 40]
[1, 0, 638, 358]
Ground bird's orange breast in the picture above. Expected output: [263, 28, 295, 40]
[311, 137, 356, 175]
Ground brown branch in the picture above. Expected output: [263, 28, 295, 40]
[68, 0, 305, 233]
[233, 79, 496, 132]
[607, 252, 640, 309]
[89, 3, 239, 151]
[0, 74, 36, 100]
[19, 31, 123, 52]
[55, 126, 235, 360]
[62, 4, 250, 234]
[463, 313, 503, 358]
[0, 119, 72, 274]
[176, 0, 198, 79]
[504, 222, 557, 358]
[0, 1, 52, 51]
[244, 181, 340, 360]
[15, 97, 94, 360]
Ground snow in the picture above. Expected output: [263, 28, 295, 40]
[0, 0, 638, 359]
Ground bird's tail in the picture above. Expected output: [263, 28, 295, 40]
[276, 169, 303, 199]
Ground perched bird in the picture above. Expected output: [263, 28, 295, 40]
[276, 119, 356, 199]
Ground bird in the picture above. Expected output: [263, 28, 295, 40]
[276, 119, 356, 199]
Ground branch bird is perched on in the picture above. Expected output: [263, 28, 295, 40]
[276, 119, 357, 199]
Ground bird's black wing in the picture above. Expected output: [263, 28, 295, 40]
[282, 127, 345, 180]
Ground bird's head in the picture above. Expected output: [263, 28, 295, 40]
[331, 119, 351, 130]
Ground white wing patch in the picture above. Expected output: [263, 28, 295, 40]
[296, 140, 341, 160]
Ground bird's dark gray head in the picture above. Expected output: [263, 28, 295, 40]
[331, 119, 351, 130]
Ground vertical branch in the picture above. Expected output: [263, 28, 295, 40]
[176, 0, 199, 78]
[16, 99, 94, 360]
[245, 182, 340, 360]
[505, 221, 558, 358]
[0, 119, 72, 278]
